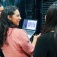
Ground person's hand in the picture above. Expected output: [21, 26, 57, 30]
[33, 33, 41, 41]
[32, 33, 41, 45]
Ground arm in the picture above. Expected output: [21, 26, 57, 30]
[32, 33, 41, 46]
[13, 29, 35, 56]
[19, 31, 41, 56]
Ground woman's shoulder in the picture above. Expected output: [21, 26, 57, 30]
[8, 28, 26, 35]
[12, 28, 27, 35]
[39, 32, 54, 41]
[13, 28, 25, 33]
[36, 32, 54, 45]
[42, 32, 54, 38]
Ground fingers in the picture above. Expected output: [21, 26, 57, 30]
[34, 33, 41, 38]
[33, 33, 41, 41]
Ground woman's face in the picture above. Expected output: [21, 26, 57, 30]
[8, 9, 21, 26]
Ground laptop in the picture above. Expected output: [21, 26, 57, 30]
[22, 19, 38, 39]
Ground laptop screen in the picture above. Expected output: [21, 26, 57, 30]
[22, 19, 38, 30]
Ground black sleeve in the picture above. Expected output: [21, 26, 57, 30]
[33, 35, 48, 57]
[0, 49, 4, 57]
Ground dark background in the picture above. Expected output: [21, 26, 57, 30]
[0, 0, 57, 34]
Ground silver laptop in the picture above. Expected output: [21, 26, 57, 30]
[22, 19, 38, 39]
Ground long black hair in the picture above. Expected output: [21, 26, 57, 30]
[0, 6, 18, 47]
[42, 2, 57, 34]
[42, 1, 57, 51]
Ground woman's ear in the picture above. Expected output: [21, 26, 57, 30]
[7, 15, 11, 20]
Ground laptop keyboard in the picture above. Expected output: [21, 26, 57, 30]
[26, 30, 35, 35]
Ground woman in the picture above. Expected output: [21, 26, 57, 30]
[0, 6, 41, 57]
[33, 2, 57, 57]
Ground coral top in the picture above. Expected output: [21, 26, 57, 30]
[2, 28, 34, 57]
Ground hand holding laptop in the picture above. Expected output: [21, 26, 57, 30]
[32, 33, 41, 45]
[33, 33, 41, 41]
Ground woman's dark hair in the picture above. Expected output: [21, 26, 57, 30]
[42, 1, 57, 49]
[42, 2, 57, 34]
[0, 6, 18, 47]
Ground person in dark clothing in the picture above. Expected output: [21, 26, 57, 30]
[33, 2, 57, 57]
[0, 49, 4, 57]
